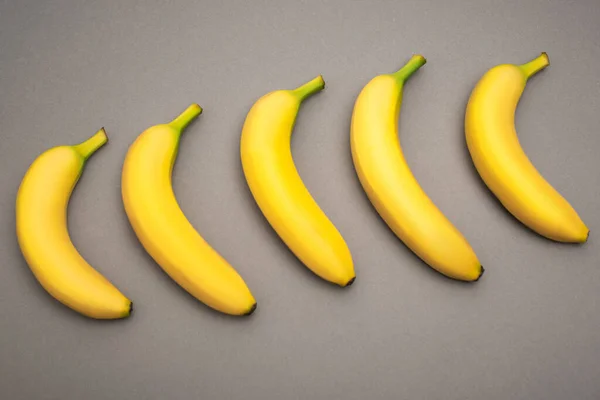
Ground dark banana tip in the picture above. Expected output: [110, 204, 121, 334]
[474, 266, 485, 282]
[344, 276, 356, 287]
[122, 301, 133, 318]
[244, 303, 257, 316]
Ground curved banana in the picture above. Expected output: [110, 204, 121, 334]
[465, 53, 588, 242]
[351, 55, 483, 281]
[241, 77, 355, 286]
[16, 129, 132, 319]
[122, 105, 256, 315]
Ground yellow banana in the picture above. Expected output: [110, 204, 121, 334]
[351, 55, 483, 282]
[241, 76, 355, 286]
[465, 53, 588, 242]
[122, 105, 256, 315]
[16, 129, 132, 319]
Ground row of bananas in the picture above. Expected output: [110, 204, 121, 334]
[16, 52, 588, 319]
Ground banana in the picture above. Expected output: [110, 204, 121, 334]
[351, 55, 483, 282]
[122, 105, 256, 315]
[16, 129, 132, 319]
[241, 76, 355, 286]
[465, 53, 589, 242]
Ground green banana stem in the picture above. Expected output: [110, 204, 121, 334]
[73, 128, 108, 161]
[291, 75, 325, 102]
[519, 52, 549, 79]
[169, 104, 203, 132]
[391, 55, 427, 83]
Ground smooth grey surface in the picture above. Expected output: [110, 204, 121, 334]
[1, 0, 599, 399]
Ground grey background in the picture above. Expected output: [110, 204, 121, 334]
[1, 0, 599, 399]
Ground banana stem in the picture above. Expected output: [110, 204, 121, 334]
[169, 104, 203, 132]
[291, 75, 325, 102]
[73, 128, 108, 161]
[519, 52, 549, 79]
[391, 55, 427, 83]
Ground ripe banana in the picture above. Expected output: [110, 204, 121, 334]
[351, 55, 483, 282]
[241, 76, 355, 286]
[465, 53, 589, 242]
[16, 129, 132, 319]
[122, 105, 256, 315]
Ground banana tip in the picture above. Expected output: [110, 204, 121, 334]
[97, 127, 108, 145]
[317, 74, 325, 88]
[344, 276, 356, 287]
[191, 103, 203, 114]
[121, 301, 133, 318]
[474, 266, 485, 282]
[244, 303, 257, 316]
[541, 52, 549, 63]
